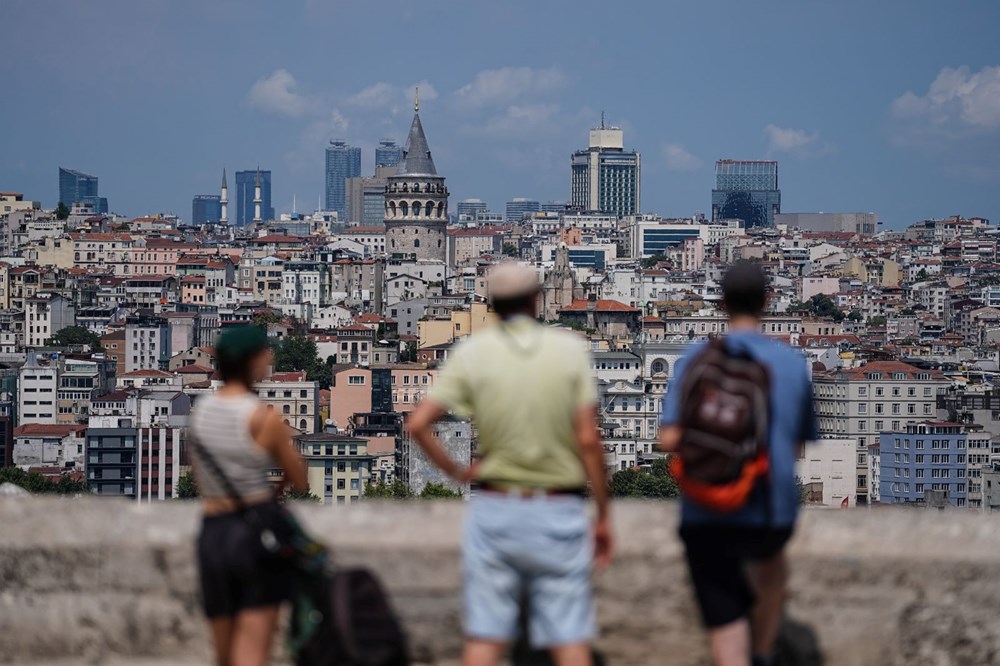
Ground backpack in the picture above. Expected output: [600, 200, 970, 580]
[290, 567, 410, 666]
[669, 337, 771, 513]
[774, 616, 824, 666]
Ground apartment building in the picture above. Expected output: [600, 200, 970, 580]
[295, 432, 374, 505]
[255, 371, 319, 434]
[813, 361, 949, 505]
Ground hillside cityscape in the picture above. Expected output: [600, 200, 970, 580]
[0, 97, 998, 512]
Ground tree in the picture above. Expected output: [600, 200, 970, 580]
[609, 457, 679, 499]
[363, 480, 414, 499]
[273, 335, 331, 388]
[847, 310, 864, 322]
[640, 254, 667, 269]
[55, 202, 70, 220]
[900, 308, 916, 316]
[419, 482, 462, 499]
[285, 487, 321, 502]
[867, 315, 887, 327]
[796, 476, 808, 506]
[502, 243, 519, 258]
[916, 268, 929, 281]
[807, 294, 845, 322]
[48, 326, 102, 350]
[0, 467, 89, 495]
[251, 311, 283, 328]
[176, 470, 199, 499]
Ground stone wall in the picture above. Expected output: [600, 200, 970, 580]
[1, 498, 998, 665]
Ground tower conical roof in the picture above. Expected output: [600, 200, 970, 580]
[398, 112, 437, 176]
[221, 167, 227, 189]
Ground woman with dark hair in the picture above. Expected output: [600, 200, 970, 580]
[190, 326, 309, 666]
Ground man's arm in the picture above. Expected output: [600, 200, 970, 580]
[405, 399, 473, 482]
[574, 403, 612, 569]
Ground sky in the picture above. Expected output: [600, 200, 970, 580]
[3, 0, 1000, 229]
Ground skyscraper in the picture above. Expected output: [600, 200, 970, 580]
[711, 160, 781, 228]
[375, 140, 403, 169]
[384, 94, 448, 262]
[58, 167, 108, 214]
[346, 166, 398, 226]
[457, 199, 488, 221]
[570, 120, 641, 218]
[191, 194, 222, 226]
[234, 169, 274, 227]
[505, 198, 541, 223]
[325, 141, 362, 218]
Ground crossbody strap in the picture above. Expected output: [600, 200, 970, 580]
[190, 431, 248, 510]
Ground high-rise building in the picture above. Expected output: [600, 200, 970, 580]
[346, 166, 398, 226]
[505, 198, 540, 223]
[234, 170, 274, 227]
[457, 199, 488, 221]
[541, 201, 567, 214]
[570, 121, 641, 218]
[58, 167, 108, 214]
[384, 95, 449, 262]
[325, 141, 362, 217]
[375, 140, 403, 169]
[711, 160, 781, 228]
[191, 194, 221, 226]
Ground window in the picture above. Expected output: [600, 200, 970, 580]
[348, 376, 365, 385]
[282, 405, 290, 414]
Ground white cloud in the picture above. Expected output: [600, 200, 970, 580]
[478, 103, 560, 137]
[454, 67, 568, 108]
[891, 65, 1000, 130]
[247, 69, 312, 118]
[764, 124, 820, 154]
[662, 143, 702, 171]
[345, 80, 438, 115]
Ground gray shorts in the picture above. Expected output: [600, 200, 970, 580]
[462, 493, 595, 648]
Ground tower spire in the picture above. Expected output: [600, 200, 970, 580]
[220, 167, 229, 224]
[414, 86, 419, 113]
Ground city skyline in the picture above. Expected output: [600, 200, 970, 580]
[3, 1, 1000, 227]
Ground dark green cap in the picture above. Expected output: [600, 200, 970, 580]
[215, 326, 269, 360]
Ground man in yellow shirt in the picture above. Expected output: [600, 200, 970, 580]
[407, 262, 611, 666]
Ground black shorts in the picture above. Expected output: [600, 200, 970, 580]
[679, 524, 794, 628]
[197, 503, 293, 618]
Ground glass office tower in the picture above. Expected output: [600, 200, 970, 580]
[711, 160, 781, 228]
[325, 141, 362, 218]
[191, 194, 222, 226]
[375, 139, 402, 169]
[234, 170, 274, 227]
[58, 167, 108, 213]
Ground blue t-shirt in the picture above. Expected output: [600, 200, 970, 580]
[660, 331, 818, 527]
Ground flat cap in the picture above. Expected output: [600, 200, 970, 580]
[488, 262, 540, 301]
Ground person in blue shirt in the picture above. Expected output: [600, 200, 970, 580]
[659, 262, 818, 666]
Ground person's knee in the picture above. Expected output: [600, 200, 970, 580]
[750, 552, 788, 590]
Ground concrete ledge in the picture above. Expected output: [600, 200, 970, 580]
[1, 498, 998, 665]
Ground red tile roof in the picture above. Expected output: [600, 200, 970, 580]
[270, 371, 307, 382]
[14, 424, 86, 437]
[174, 364, 214, 374]
[560, 299, 641, 313]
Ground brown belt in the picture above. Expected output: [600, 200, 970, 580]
[478, 482, 587, 498]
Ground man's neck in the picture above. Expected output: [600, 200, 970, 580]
[728, 315, 761, 332]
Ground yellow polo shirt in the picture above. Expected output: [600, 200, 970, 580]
[429, 316, 597, 489]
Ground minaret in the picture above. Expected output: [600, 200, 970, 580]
[383, 89, 448, 263]
[253, 167, 262, 224]
[220, 167, 229, 224]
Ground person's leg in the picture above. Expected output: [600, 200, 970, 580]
[229, 605, 282, 666]
[463, 639, 507, 666]
[680, 526, 755, 666]
[207, 617, 234, 666]
[708, 618, 752, 666]
[462, 496, 521, 662]
[746, 549, 789, 661]
[528, 498, 595, 662]
[549, 642, 593, 666]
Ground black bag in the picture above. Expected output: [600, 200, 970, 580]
[193, 440, 327, 572]
[290, 567, 409, 666]
[670, 337, 772, 513]
[774, 616, 824, 666]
